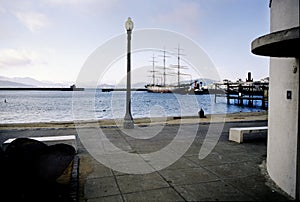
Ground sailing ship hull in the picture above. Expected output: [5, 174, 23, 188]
[145, 85, 189, 94]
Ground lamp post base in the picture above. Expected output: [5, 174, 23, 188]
[123, 119, 134, 129]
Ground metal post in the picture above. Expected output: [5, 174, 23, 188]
[124, 18, 134, 129]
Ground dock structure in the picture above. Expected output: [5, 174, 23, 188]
[214, 80, 269, 109]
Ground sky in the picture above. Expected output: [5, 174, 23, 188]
[0, 0, 270, 86]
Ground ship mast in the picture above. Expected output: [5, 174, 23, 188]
[163, 50, 167, 86]
[171, 44, 185, 87]
[177, 45, 180, 86]
[158, 47, 170, 86]
[149, 53, 158, 85]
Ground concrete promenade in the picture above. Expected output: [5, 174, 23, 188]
[0, 112, 292, 201]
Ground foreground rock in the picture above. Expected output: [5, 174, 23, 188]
[0, 138, 75, 201]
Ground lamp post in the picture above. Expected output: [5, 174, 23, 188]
[124, 17, 134, 129]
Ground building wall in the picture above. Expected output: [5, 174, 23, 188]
[267, 0, 299, 198]
[270, 0, 299, 32]
[268, 58, 299, 197]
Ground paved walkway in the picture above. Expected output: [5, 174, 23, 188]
[0, 118, 292, 201]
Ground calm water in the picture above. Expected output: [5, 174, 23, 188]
[0, 89, 265, 124]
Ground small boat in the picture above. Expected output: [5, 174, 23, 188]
[189, 81, 209, 95]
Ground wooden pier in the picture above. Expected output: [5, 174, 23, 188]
[214, 81, 269, 109]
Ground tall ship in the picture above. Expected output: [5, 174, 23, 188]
[145, 46, 192, 93]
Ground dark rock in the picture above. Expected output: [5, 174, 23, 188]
[5, 138, 48, 179]
[0, 138, 76, 201]
[5, 138, 75, 181]
[35, 143, 75, 181]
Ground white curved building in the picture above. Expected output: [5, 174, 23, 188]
[252, 0, 299, 199]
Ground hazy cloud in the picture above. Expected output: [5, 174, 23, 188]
[0, 49, 41, 68]
[15, 11, 50, 32]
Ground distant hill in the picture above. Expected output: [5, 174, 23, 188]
[194, 78, 218, 86]
[0, 80, 33, 87]
[97, 83, 115, 89]
[169, 78, 218, 86]
[0, 75, 218, 89]
[0, 76, 71, 87]
[98, 79, 218, 89]
[132, 82, 148, 88]
[98, 82, 148, 89]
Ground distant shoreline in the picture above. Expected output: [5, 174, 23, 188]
[0, 111, 267, 130]
[102, 88, 147, 92]
[0, 87, 84, 91]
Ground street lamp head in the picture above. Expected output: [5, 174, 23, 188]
[125, 17, 134, 31]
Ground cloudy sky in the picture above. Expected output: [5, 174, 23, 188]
[0, 0, 270, 85]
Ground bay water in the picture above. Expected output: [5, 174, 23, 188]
[0, 89, 265, 124]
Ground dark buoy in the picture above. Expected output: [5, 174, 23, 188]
[198, 108, 206, 118]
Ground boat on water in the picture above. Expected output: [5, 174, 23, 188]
[145, 46, 192, 94]
[190, 81, 209, 95]
[143, 46, 227, 95]
[145, 83, 190, 93]
[179, 80, 227, 95]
